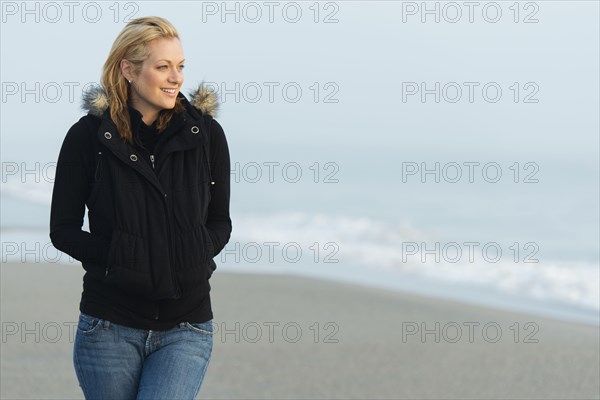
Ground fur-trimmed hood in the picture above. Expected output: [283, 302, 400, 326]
[81, 82, 219, 118]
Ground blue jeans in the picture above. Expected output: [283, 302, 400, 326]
[73, 312, 213, 400]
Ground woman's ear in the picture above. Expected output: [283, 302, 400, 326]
[120, 59, 134, 82]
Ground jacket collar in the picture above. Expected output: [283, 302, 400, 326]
[81, 82, 220, 118]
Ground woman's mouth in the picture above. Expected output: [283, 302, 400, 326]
[161, 88, 178, 97]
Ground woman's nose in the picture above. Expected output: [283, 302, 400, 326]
[170, 69, 183, 84]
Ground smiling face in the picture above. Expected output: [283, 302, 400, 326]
[121, 37, 185, 125]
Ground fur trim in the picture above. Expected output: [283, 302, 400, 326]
[81, 81, 219, 118]
[81, 85, 109, 118]
[188, 81, 219, 118]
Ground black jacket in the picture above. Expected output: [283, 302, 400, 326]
[49, 83, 232, 330]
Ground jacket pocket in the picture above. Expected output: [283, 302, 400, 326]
[204, 228, 216, 279]
[104, 229, 153, 295]
[81, 260, 108, 282]
[206, 259, 217, 279]
[172, 224, 214, 268]
[173, 224, 214, 293]
[204, 226, 215, 260]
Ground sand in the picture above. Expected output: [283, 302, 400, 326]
[1, 262, 599, 399]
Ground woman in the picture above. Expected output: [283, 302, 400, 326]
[49, 16, 232, 399]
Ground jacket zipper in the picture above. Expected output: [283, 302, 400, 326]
[202, 144, 214, 185]
[148, 152, 180, 319]
[95, 151, 103, 180]
[151, 154, 160, 321]
[163, 193, 181, 301]
[153, 195, 180, 321]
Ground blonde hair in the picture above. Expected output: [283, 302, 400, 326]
[100, 16, 184, 145]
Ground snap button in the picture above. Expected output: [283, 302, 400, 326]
[130, 154, 138, 161]
[191, 126, 199, 134]
[104, 132, 112, 139]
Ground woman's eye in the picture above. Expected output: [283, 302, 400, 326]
[157, 65, 184, 70]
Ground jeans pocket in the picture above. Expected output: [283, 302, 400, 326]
[185, 320, 214, 336]
[77, 313, 104, 335]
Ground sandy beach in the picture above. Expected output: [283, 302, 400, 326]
[1, 261, 599, 399]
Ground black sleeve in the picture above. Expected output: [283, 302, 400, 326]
[205, 118, 232, 257]
[49, 117, 111, 271]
